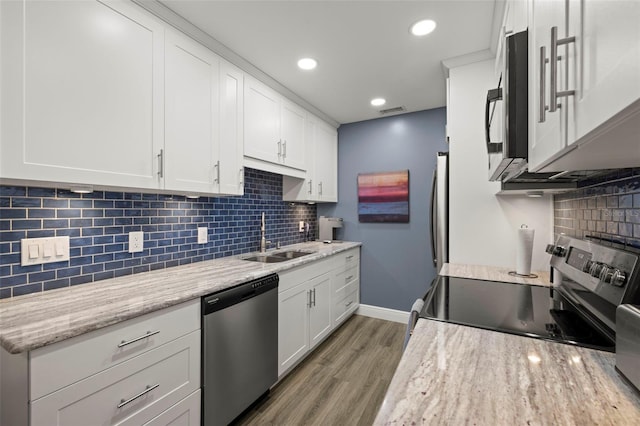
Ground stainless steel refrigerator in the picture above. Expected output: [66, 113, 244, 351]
[430, 152, 449, 272]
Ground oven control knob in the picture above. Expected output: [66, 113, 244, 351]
[546, 244, 567, 257]
[590, 262, 607, 279]
[610, 269, 627, 287]
[599, 266, 614, 284]
[582, 260, 594, 273]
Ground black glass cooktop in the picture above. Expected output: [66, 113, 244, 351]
[419, 276, 615, 352]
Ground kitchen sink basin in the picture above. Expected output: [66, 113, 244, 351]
[242, 255, 288, 263]
[273, 250, 315, 259]
[242, 250, 315, 263]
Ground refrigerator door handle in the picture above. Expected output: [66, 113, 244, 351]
[430, 169, 437, 268]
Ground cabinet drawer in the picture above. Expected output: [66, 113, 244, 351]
[333, 289, 359, 326]
[30, 300, 200, 400]
[143, 389, 201, 426]
[333, 265, 359, 300]
[31, 330, 200, 426]
[336, 248, 360, 270]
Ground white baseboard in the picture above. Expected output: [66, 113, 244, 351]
[356, 304, 410, 324]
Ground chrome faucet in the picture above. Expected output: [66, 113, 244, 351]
[260, 212, 271, 253]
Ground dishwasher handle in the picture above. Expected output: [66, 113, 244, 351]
[203, 273, 279, 315]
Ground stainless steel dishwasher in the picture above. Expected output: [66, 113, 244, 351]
[202, 273, 278, 426]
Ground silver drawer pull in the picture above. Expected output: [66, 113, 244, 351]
[117, 383, 159, 409]
[346, 275, 354, 282]
[118, 330, 160, 348]
[346, 255, 354, 260]
[346, 301, 354, 307]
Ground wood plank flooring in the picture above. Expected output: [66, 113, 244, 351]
[235, 315, 406, 426]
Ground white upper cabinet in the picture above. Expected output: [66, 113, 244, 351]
[165, 29, 220, 194]
[528, 0, 575, 172]
[0, 0, 165, 189]
[528, 0, 640, 172]
[282, 114, 337, 203]
[279, 100, 307, 170]
[244, 76, 306, 174]
[313, 121, 338, 202]
[570, 0, 640, 143]
[244, 76, 281, 165]
[218, 61, 245, 196]
[1, 0, 247, 196]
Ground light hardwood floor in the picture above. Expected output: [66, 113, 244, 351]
[235, 315, 406, 426]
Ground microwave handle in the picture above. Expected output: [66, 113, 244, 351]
[484, 87, 503, 155]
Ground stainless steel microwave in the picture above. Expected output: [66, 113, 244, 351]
[486, 30, 528, 182]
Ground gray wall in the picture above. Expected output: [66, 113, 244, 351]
[318, 108, 447, 311]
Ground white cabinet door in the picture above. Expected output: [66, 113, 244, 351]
[0, 0, 164, 189]
[244, 76, 281, 164]
[143, 390, 200, 426]
[218, 61, 245, 195]
[278, 282, 310, 377]
[164, 30, 219, 194]
[528, 0, 575, 172]
[280, 100, 306, 170]
[314, 122, 338, 202]
[281, 115, 337, 203]
[308, 273, 333, 349]
[571, 0, 640, 142]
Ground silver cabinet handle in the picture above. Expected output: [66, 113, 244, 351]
[346, 301, 354, 307]
[312, 288, 316, 307]
[118, 330, 160, 348]
[308, 180, 313, 194]
[117, 384, 159, 409]
[277, 140, 282, 158]
[307, 290, 312, 307]
[239, 167, 244, 185]
[318, 182, 323, 195]
[539, 46, 549, 123]
[282, 140, 287, 159]
[157, 149, 164, 178]
[346, 255, 354, 261]
[549, 26, 576, 113]
[214, 160, 220, 183]
[346, 275, 354, 282]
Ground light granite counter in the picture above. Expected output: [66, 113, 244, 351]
[375, 319, 640, 425]
[0, 241, 360, 354]
[441, 262, 552, 287]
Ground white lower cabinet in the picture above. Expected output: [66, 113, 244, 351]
[277, 248, 360, 378]
[278, 272, 332, 376]
[31, 331, 200, 426]
[143, 390, 201, 426]
[0, 300, 201, 426]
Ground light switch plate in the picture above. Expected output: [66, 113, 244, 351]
[197, 227, 208, 244]
[21, 236, 70, 266]
[128, 231, 144, 253]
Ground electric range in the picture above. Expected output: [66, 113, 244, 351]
[419, 235, 640, 352]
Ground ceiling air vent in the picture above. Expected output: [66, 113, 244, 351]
[379, 106, 405, 115]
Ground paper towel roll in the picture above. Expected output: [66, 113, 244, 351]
[516, 227, 535, 275]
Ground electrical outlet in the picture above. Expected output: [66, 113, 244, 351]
[197, 227, 208, 244]
[128, 231, 144, 253]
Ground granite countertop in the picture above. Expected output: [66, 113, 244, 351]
[440, 262, 552, 287]
[375, 319, 640, 425]
[0, 241, 361, 354]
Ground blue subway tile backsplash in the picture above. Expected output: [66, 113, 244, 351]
[554, 169, 640, 252]
[0, 168, 317, 299]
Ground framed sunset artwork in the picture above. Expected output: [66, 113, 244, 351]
[357, 170, 409, 223]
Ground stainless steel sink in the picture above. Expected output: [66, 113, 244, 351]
[273, 250, 314, 259]
[242, 250, 315, 263]
[242, 255, 288, 263]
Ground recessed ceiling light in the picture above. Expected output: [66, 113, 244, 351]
[410, 19, 437, 36]
[297, 58, 317, 70]
[370, 98, 386, 107]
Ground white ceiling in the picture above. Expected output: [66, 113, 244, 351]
[159, 0, 499, 125]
